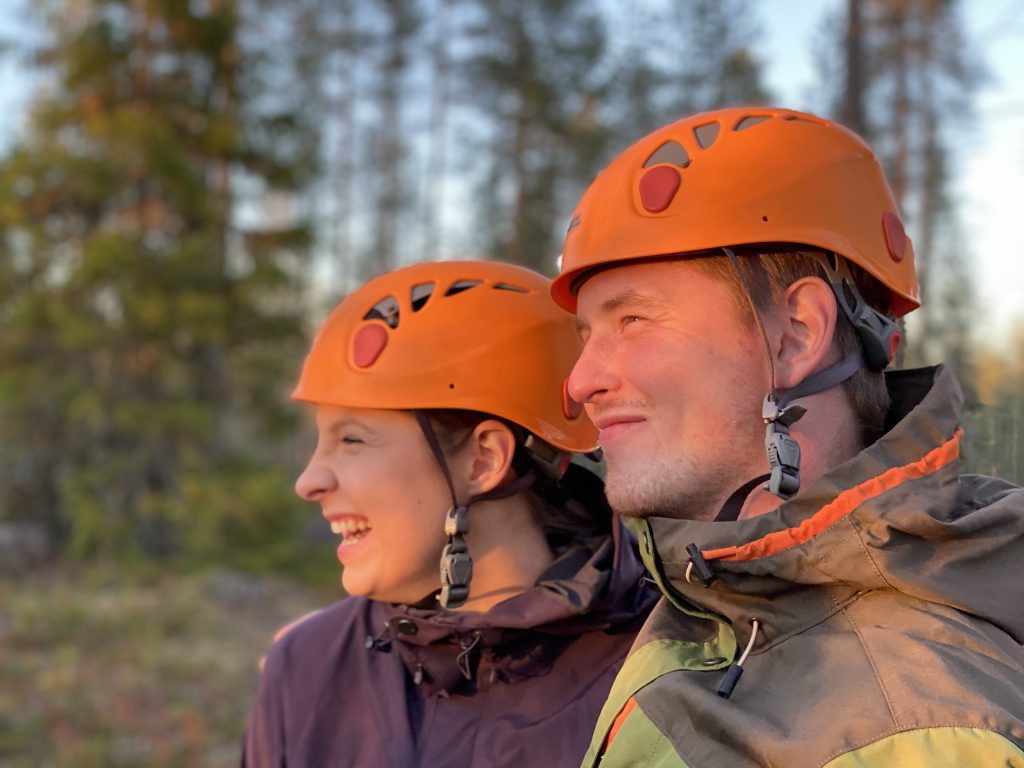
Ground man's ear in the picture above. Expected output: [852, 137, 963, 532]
[456, 420, 517, 497]
[772, 276, 839, 390]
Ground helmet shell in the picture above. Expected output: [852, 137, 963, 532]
[293, 260, 597, 453]
[552, 107, 919, 316]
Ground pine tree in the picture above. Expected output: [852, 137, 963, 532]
[600, 0, 771, 162]
[820, 0, 983, 370]
[462, 0, 610, 273]
[0, 0, 322, 566]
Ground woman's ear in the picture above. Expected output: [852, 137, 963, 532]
[458, 420, 517, 497]
[772, 276, 840, 390]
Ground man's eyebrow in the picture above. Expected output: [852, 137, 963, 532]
[575, 289, 664, 335]
[599, 289, 664, 314]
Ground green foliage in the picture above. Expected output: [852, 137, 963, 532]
[464, 0, 612, 272]
[960, 332, 1024, 483]
[0, 566, 336, 766]
[0, 0, 320, 568]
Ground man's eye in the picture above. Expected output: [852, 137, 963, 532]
[621, 315, 642, 328]
[341, 436, 363, 445]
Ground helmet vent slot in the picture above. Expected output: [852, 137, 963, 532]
[693, 122, 720, 149]
[363, 295, 400, 328]
[493, 282, 529, 293]
[411, 282, 435, 312]
[782, 115, 826, 127]
[643, 140, 690, 168]
[445, 279, 483, 297]
[735, 115, 770, 132]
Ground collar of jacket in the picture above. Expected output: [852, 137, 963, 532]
[368, 513, 654, 695]
[624, 364, 1015, 655]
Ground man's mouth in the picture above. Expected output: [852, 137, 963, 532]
[326, 514, 372, 547]
[591, 413, 646, 442]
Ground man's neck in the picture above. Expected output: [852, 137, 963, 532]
[738, 389, 866, 520]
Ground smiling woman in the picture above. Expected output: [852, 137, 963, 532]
[241, 260, 656, 768]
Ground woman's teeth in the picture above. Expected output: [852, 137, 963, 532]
[330, 518, 370, 546]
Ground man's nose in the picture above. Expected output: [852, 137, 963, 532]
[567, 337, 618, 405]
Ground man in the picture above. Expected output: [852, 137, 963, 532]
[551, 106, 1024, 767]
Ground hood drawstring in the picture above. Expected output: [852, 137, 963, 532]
[364, 624, 393, 653]
[718, 618, 760, 699]
[678, 539, 760, 700]
[685, 543, 717, 586]
[456, 632, 483, 681]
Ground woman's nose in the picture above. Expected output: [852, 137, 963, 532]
[294, 459, 337, 501]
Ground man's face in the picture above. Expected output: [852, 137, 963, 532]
[568, 259, 771, 520]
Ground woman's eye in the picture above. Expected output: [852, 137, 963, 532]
[340, 436, 363, 445]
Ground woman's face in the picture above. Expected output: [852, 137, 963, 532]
[295, 405, 455, 604]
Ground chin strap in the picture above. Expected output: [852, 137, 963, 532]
[762, 350, 864, 499]
[813, 252, 902, 371]
[413, 411, 533, 609]
[720, 247, 892, 503]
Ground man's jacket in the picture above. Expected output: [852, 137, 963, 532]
[585, 365, 1024, 767]
[242, 506, 656, 767]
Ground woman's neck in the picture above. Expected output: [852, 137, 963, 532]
[451, 493, 554, 613]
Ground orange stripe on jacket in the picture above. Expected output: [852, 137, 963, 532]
[602, 696, 638, 753]
[702, 429, 962, 564]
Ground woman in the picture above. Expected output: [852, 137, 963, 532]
[242, 260, 655, 767]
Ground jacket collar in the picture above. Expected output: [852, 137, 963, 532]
[630, 365, 967, 648]
[368, 515, 653, 695]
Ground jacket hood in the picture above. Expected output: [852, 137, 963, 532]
[633, 364, 1024, 649]
[370, 511, 654, 694]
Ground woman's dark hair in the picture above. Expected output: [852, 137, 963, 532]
[424, 410, 611, 547]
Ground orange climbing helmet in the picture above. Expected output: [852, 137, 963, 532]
[293, 260, 597, 453]
[551, 106, 920, 317]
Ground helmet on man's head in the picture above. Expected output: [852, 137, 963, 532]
[551, 106, 919, 317]
[294, 260, 597, 454]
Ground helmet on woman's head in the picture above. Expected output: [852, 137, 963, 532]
[293, 260, 596, 454]
[295, 260, 600, 609]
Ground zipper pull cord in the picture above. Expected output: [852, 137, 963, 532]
[456, 632, 483, 681]
[718, 618, 760, 699]
[364, 624, 393, 653]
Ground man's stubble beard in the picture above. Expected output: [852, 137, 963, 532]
[603, 449, 724, 522]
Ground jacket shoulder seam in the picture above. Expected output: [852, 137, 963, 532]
[846, 514, 897, 591]
[842, 604, 899, 729]
[751, 588, 865, 656]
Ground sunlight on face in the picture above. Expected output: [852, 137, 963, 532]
[294, 406, 452, 603]
[569, 260, 770, 520]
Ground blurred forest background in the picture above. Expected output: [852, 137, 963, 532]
[0, 0, 1021, 764]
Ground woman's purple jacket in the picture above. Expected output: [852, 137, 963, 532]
[241, 515, 655, 767]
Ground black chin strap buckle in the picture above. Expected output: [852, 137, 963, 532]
[762, 397, 807, 500]
[444, 504, 470, 537]
[440, 506, 472, 609]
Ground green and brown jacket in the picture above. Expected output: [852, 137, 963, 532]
[586, 365, 1024, 767]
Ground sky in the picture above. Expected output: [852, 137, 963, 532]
[755, 0, 1024, 343]
[1, 0, 1021, 339]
